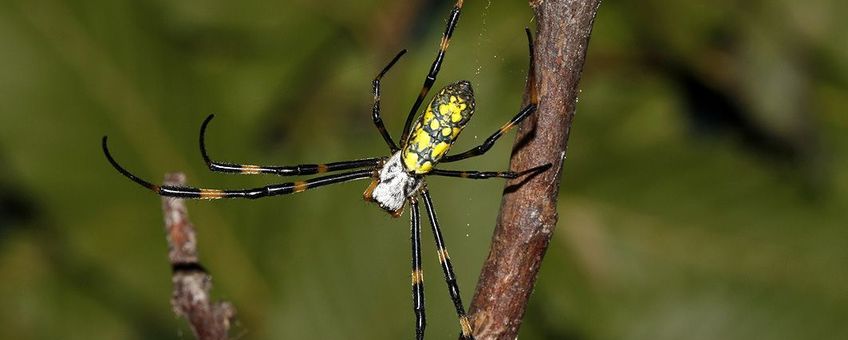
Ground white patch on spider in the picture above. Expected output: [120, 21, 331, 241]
[369, 152, 422, 213]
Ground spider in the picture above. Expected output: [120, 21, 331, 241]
[102, 1, 547, 339]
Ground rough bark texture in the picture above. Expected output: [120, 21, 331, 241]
[466, 1, 602, 339]
[162, 173, 236, 340]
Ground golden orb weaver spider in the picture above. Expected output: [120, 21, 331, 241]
[102, 1, 548, 338]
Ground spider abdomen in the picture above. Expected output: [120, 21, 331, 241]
[402, 80, 475, 174]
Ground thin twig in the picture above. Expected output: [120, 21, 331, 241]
[466, 1, 602, 339]
[162, 173, 236, 340]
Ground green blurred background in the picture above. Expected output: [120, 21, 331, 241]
[1, 0, 846, 339]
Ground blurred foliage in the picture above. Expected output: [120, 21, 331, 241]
[0, 0, 846, 339]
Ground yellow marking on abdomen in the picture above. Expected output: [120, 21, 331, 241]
[413, 132, 431, 151]
[418, 161, 433, 173]
[432, 142, 449, 159]
[401, 81, 475, 174]
[403, 152, 419, 171]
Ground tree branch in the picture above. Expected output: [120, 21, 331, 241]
[162, 173, 236, 340]
[466, 1, 602, 339]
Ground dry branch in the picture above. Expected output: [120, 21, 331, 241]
[466, 1, 602, 339]
[162, 173, 236, 340]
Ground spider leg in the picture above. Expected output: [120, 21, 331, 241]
[399, 0, 466, 145]
[373, 50, 407, 152]
[440, 103, 536, 163]
[420, 189, 474, 340]
[103, 137, 373, 199]
[200, 114, 381, 175]
[429, 169, 518, 179]
[430, 163, 552, 180]
[409, 198, 426, 340]
[441, 28, 538, 163]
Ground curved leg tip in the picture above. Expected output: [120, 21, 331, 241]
[101, 137, 160, 192]
[202, 114, 215, 127]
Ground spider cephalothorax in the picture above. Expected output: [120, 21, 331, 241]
[102, 1, 545, 339]
[363, 152, 423, 215]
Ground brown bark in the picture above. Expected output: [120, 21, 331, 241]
[466, 1, 602, 339]
[162, 173, 236, 340]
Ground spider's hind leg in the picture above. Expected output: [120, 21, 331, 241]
[420, 189, 474, 339]
[409, 198, 426, 340]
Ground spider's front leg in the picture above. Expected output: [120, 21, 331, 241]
[103, 137, 374, 199]
[400, 0, 466, 145]
[199, 114, 381, 176]
[428, 164, 553, 180]
[442, 28, 539, 164]
[372, 50, 407, 152]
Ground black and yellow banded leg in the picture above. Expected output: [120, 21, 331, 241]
[409, 198, 426, 340]
[440, 103, 536, 163]
[199, 114, 381, 175]
[399, 0, 465, 145]
[373, 50, 407, 152]
[442, 28, 538, 163]
[420, 190, 474, 340]
[103, 136, 373, 199]
[431, 163, 553, 180]
[430, 169, 519, 179]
